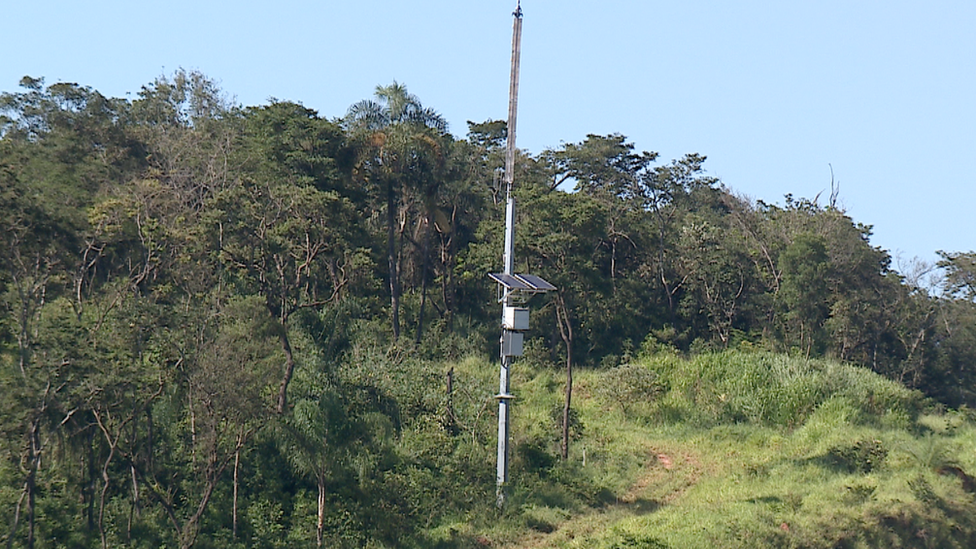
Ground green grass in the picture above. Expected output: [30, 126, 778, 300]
[419, 349, 976, 548]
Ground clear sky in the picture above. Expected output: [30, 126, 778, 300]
[4, 1, 974, 270]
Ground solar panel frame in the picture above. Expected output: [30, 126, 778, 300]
[514, 274, 556, 292]
[488, 272, 532, 290]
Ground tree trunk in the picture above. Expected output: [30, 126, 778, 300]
[561, 350, 573, 461]
[555, 293, 574, 460]
[387, 179, 400, 341]
[98, 443, 116, 549]
[27, 478, 34, 549]
[317, 477, 326, 548]
[178, 460, 224, 549]
[658, 225, 677, 322]
[443, 206, 458, 330]
[445, 367, 458, 435]
[128, 463, 139, 541]
[86, 430, 96, 532]
[416, 212, 432, 343]
[188, 387, 197, 462]
[26, 418, 39, 549]
[232, 450, 240, 539]
[276, 325, 296, 414]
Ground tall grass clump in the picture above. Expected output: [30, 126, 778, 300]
[634, 349, 922, 428]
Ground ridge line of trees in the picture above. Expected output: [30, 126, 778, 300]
[2, 71, 976, 547]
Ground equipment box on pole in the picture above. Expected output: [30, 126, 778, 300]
[503, 306, 530, 331]
[502, 331, 524, 357]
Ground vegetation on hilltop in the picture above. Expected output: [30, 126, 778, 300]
[2, 72, 976, 547]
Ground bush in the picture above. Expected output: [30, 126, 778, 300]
[825, 439, 888, 473]
[649, 350, 922, 428]
[598, 363, 664, 413]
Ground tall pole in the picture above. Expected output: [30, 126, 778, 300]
[497, 0, 523, 509]
[504, 0, 522, 200]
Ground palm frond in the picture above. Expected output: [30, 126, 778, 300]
[345, 100, 388, 132]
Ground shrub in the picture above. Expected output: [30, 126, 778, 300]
[825, 439, 888, 473]
[648, 350, 922, 428]
[598, 363, 664, 413]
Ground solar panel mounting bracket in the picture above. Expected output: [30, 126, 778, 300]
[488, 272, 556, 303]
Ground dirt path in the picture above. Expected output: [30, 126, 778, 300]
[498, 444, 703, 548]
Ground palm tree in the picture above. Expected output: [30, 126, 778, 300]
[346, 83, 448, 341]
[277, 391, 354, 548]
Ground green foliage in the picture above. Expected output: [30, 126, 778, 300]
[597, 363, 664, 415]
[4, 71, 976, 548]
[777, 233, 830, 355]
[648, 350, 922, 428]
[600, 530, 669, 549]
[486, 351, 976, 549]
[825, 439, 888, 473]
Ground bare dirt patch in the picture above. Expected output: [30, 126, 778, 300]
[499, 445, 705, 548]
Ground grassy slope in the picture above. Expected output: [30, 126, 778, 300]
[438, 350, 976, 549]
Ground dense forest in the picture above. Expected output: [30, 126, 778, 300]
[3, 71, 976, 548]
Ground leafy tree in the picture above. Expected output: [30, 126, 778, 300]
[6, 70, 976, 546]
[776, 233, 830, 356]
[345, 83, 449, 342]
[212, 103, 365, 414]
[129, 70, 239, 214]
[938, 251, 976, 302]
[0, 75, 138, 549]
[921, 251, 976, 405]
[518, 182, 602, 459]
[132, 296, 280, 549]
[276, 377, 383, 548]
[639, 153, 721, 330]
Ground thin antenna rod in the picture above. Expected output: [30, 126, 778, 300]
[504, 0, 523, 196]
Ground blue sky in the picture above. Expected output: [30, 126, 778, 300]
[4, 1, 974, 270]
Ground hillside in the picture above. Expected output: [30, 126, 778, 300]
[430, 350, 976, 549]
[5, 73, 976, 548]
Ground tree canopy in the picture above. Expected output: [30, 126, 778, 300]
[1, 72, 974, 547]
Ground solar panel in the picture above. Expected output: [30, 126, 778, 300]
[488, 273, 532, 290]
[515, 274, 556, 292]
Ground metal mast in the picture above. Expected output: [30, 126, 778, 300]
[490, 0, 553, 509]
[496, 1, 524, 509]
